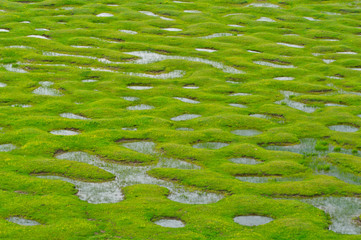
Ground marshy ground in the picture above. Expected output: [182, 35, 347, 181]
[1, 0, 361, 239]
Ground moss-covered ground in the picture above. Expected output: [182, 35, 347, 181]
[1, 0, 361, 239]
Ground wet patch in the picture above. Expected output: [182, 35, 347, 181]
[176, 128, 194, 131]
[122, 141, 157, 155]
[254, 61, 295, 68]
[229, 103, 247, 108]
[0, 144, 17, 152]
[52, 151, 222, 204]
[233, 216, 274, 226]
[174, 97, 199, 104]
[229, 158, 261, 165]
[127, 86, 153, 90]
[33, 81, 63, 96]
[171, 114, 201, 121]
[27, 35, 49, 40]
[50, 130, 79, 136]
[162, 28, 182, 31]
[199, 33, 233, 39]
[231, 129, 262, 137]
[328, 125, 359, 133]
[275, 91, 318, 113]
[301, 197, 361, 235]
[154, 219, 185, 228]
[125, 51, 243, 74]
[60, 113, 89, 120]
[126, 104, 155, 110]
[256, 17, 276, 22]
[196, 48, 217, 52]
[96, 13, 114, 17]
[6, 217, 40, 226]
[193, 142, 229, 150]
[139, 11, 174, 21]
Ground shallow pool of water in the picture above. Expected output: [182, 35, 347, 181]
[154, 219, 185, 228]
[126, 104, 154, 110]
[60, 113, 89, 120]
[328, 125, 359, 133]
[231, 129, 262, 137]
[50, 130, 79, 136]
[6, 217, 40, 226]
[0, 144, 17, 152]
[193, 142, 229, 150]
[229, 158, 261, 165]
[301, 197, 361, 235]
[171, 114, 201, 121]
[234, 216, 274, 226]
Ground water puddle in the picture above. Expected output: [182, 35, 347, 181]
[60, 113, 89, 120]
[277, 43, 304, 48]
[230, 93, 251, 96]
[125, 51, 243, 74]
[183, 86, 199, 89]
[274, 77, 294, 81]
[265, 138, 359, 158]
[0, 82, 7, 87]
[127, 86, 153, 90]
[162, 28, 182, 31]
[304, 17, 319, 21]
[176, 128, 194, 131]
[174, 97, 199, 104]
[323, 59, 335, 64]
[254, 61, 295, 68]
[193, 142, 229, 150]
[275, 91, 318, 113]
[328, 125, 359, 132]
[72, 46, 94, 49]
[33, 81, 63, 96]
[157, 157, 200, 170]
[50, 130, 79, 136]
[122, 96, 140, 101]
[231, 129, 262, 137]
[256, 17, 276, 22]
[300, 197, 361, 234]
[336, 52, 357, 55]
[248, 3, 279, 8]
[82, 79, 97, 82]
[27, 35, 49, 40]
[119, 30, 138, 34]
[35, 28, 49, 31]
[199, 33, 233, 39]
[171, 114, 201, 121]
[234, 216, 274, 226]
[247, 50, 261, 54]
[126, 105, 154, 110]
[122, 127, 137, 131]
[122, 141, 157, 155]
[96, 13, 113, 17]
[6, 45, 34, 49]
[0, 29, 9, 32]
[46, 151, 222, 204]
[228, 24, 244, 28]
[0, 144, 17, 152]
[11, 104, 32, 108]
[325, 103, 346, 107]
[154, 219, 185, 228]
[139, 11, 174, 21]
[229, 158, 261, 165]
[229, 103, 247, 108]
[2, 64, 28, 73]
[6, 217, 40, 226]
[196, 48, 217, 53]
[236, 176, 303, 183]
